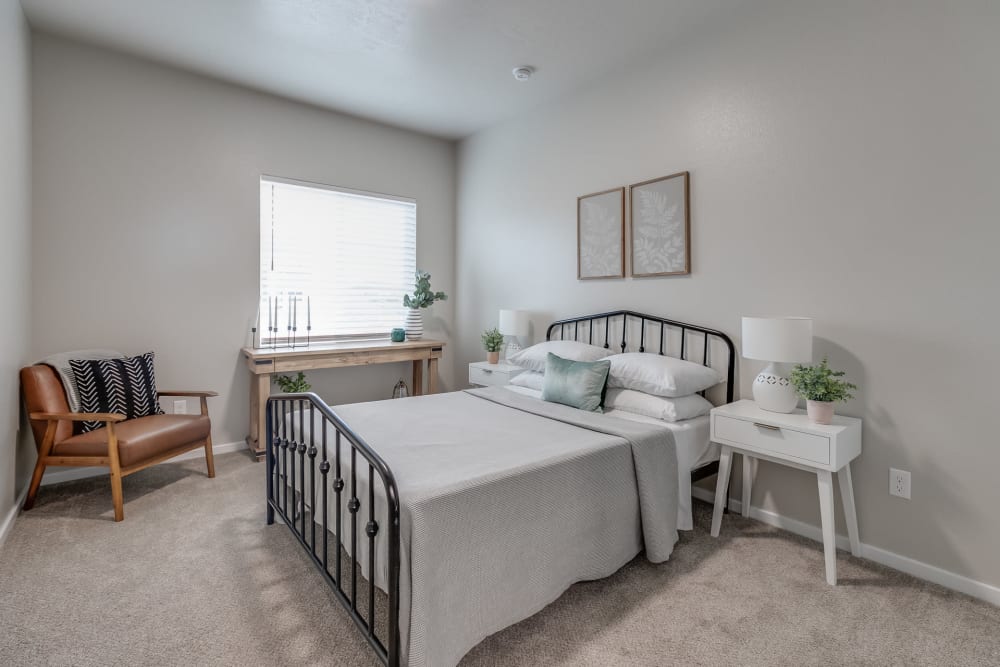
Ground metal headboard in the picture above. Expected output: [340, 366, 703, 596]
[546, 310, 736, 404]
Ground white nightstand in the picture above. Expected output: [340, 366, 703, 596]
[468, 361, 524, 387]
[709, 399, 862, 585]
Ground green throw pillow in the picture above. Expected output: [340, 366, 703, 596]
[541, 352, 611, 413]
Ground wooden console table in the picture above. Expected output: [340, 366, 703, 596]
[241, 339, 445, 459]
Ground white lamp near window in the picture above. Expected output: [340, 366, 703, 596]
[498, 309, 529, 359]
[741, 316, 813, 413]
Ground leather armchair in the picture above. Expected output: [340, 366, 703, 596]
[21, 364, 217, 522]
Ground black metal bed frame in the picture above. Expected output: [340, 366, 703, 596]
[266, 310, 736, 667]
[546, 310, 736, 486]
[265, 394, 401, 666]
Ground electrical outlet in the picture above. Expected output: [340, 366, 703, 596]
[173, 399, 187, 415]
[889, 468, 911, 499]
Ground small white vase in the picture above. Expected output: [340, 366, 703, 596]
[404, 309, 423, 341]
[806, 400, 835, 425]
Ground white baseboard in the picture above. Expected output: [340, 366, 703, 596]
[0, 484, 31, 552]
[39, 440, 246, 486]
[692, 487, 1000, 607]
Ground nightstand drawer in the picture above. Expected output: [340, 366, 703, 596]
[713, 414, 830, 465]
[469, 365, 510, 387]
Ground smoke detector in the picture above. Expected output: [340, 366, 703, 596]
[512, 66, 535, 81]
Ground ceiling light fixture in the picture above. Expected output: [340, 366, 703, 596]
[512, 66, 535, 81]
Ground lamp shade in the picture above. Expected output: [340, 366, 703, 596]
[741, 316, 813, 363]
[498, 309, 529, 336]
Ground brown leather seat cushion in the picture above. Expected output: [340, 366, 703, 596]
[53, 414, 210, 468]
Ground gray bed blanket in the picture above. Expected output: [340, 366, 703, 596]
[297, 386, 678, 667]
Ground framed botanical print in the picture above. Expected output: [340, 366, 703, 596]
[577, 187, 625, 280]
[629, 171, 690, 277]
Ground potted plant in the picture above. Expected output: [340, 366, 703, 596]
[402, 270, 447, 341]
[790, 357, 857, 424]
[274, 371, 311, 393]
[481, 327, 504, 364]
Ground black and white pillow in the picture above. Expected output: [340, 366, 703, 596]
[69, 352, 163, 432]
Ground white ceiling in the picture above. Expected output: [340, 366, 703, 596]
[21, 0, 743, 139]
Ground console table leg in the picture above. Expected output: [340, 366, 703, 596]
[412, 360, 424, 396]
[427, 358, 439, 394]
[247, 372, 270, 460]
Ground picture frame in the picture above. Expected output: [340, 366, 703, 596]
[577, 187, 625, 280]
[629, 171, 690, 277]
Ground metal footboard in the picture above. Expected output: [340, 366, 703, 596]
[265, 392, 401, 667]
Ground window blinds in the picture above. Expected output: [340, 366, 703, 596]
[259, 176, 417, 341]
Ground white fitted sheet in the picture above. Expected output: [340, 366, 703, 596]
[504, 385, 718, 530]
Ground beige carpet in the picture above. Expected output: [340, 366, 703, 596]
[1, 452, 997, 667]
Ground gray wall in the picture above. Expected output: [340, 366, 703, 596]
[0, 1, 32, 524]
[456, 1, 1000, 587]
[31, 35, 457, 459]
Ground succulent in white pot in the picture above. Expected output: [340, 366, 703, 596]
[790, 357, 857, 425]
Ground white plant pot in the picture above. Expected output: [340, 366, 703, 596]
[806, 400, 835, 425]
[404, 309, 423, 341]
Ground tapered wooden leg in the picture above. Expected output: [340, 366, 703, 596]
[110, 469, 124, 522]
[204, 436, 216, 478]
[22, 459, 46, 511]
[817, 470, 837, 585]
[23, 421, 56, 511]
[412, 360, 424, 396]
[838, 464, 861, 557]
[201, 396, 215, 478]
[711, 446, 734, 537]
[106, 423, 124, 522]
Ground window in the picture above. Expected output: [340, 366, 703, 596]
[259, 176, 416, 342]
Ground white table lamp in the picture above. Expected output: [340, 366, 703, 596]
[741, 316, 813, 413]
[499, 309, 529, 357]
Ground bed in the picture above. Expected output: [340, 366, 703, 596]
[264, 310, 735, 667]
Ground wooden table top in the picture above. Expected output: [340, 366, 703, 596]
[242, 338, 446, 360]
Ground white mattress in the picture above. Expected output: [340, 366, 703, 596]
[504, 385, 718, 530]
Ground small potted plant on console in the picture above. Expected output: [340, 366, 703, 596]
[790, 357, 857, 424]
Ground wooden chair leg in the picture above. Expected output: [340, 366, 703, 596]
[106, 422, 124, 522]
[200, 396, 215, 478]
[204, 435, 216, 478]
[23, 420, 56, 511]
[22, 458, 47, 511]
[109, 468, 124, 522]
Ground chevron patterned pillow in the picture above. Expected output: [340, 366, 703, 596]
[69, 352, 164, 433]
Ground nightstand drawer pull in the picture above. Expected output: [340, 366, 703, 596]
[753, 422, 780, 431]
[481, 369, 493, 374]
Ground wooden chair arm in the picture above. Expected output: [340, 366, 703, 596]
[157, 390, 218, 398]
[30, 411, 126, 423]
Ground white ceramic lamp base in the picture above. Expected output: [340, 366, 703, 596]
[752, 362, 799, 413]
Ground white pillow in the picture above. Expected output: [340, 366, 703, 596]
[507, 341, 609, 373]
[509, 371, 545, 391]
[604, 352, 723, 398]
[604, 388, 713, 423]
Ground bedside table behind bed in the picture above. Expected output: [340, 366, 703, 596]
[468, 361, 525, 387]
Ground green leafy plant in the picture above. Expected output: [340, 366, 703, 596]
[790, 357, 857, 403]
[274, 371, 311, 393]
[481, 327, 504, 352]
[402, 270, 447, 309]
